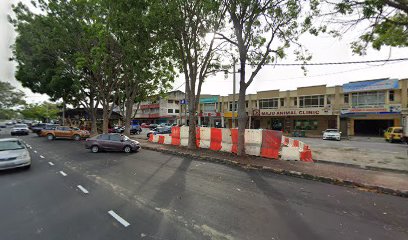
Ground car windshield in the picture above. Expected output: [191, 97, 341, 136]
[0, 141, 25, 151]
[15, 124, 27, 128]
[393, 128, 403, 133]
[122, 135, 130, 141]
[325, 129, 338, 132]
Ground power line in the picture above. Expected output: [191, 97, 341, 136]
[172, 82, 185, 91]
[262, 58, 408, 66]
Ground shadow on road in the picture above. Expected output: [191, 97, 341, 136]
[247, 171, 321, 240]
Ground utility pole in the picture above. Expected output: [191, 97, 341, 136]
[232, 58, 236, 128]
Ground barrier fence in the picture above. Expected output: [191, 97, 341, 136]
[149, 127, 313, 162]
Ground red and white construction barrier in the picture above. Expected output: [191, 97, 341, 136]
[149, 127, 313, 162]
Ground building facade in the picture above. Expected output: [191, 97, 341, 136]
[133, 78, 408, 137]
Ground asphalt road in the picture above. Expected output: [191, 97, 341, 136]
[1, 129, 408, 240]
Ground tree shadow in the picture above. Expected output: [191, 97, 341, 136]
[247, 171, 321, 240]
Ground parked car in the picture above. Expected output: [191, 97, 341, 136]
[149, 124, 159, 130]
[40, 126, 90, 140]
[85, 133, 140, 153]
[0, 122, 6, 128]
[0, 138, 31, 170]
[384, 127, 403, 143]
[147, 126, 172, 139]
[11, 124, 30, 136]
[31, 123, 47, 134]
[130, 125, 142, 135]
[141, 123, 150, 128]
[322, 129, 341, 141]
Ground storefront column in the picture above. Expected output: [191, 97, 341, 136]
[249, 116, 252, 129]
[221, 117, 225, 128]
[336, 115, 340, 130]
[198, 117, 201, 126]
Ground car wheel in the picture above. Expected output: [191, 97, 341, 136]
[73, 134, 81, 141]
[91, 145, 99, 153]
[124, 146, 132, 153]
[47, 134, 54, 140]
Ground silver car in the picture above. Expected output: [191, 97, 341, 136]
[11, 124, 30, 136]
[0, 138, 31, 170]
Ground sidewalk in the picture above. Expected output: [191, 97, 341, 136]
[134, 137, 408, 197]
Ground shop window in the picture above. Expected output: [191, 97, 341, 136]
[259, 99, 278, 109]
[175, 109, 180, 113]
[168, 109, 174, 113]
[351, 91, 385, 107]
[280, 98, 284, 107]
[175, 100, 179, 104]
[294, 120, 318, 130]
[294, 98, 297, 106]
[327, 95, 331, 105]
[168, 100, 173, 104]
[203, 103, 216, 112]
[299, 95, 324, 108]
[389, 90, 395, 101]
[245, 101, 249, 108]
[229, 102, 238, 111]
[344, 94, 349, 104]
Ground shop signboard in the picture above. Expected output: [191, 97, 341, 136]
[199, 96, 218, 103]
[343, 78, 399, 93]
[199, 112, 223, 117]
[259, 108, 332, 116]
[341, 104, 401, 115]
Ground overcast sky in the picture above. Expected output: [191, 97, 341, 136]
[1, 0, 408, 104]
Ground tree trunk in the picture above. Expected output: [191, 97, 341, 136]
[102, 103, 110, 133]
[237, 87, 247, 155]
[123, 98, 133, 137]
[187, 94, 197, 149]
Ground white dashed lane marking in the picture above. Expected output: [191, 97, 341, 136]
[59, 171, 67, 176]
[108, 210, 130, 227]
[77, 185, 89, 194]
[40, 155, 45, 159]
[34, 150, 37, 153]
[48, 162, 54, 166]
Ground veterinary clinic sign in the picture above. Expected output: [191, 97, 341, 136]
[259, 108, 332, 116]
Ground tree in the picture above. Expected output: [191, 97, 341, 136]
[152, 0, 226, 149]
[20, 102, 59, 122]
[106, 0, 175, 136]
[328, 0, 408, 54]
[222, 0, 317, 155]
[0, 81, 26, 120]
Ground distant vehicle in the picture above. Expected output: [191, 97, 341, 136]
[384, 127, 403, 143]
[322, 129, 341, 141]
[11, 124, 30, 136]
[0, 138, 31, 170]
[40, 126, 90, 141]
[147, 126, 172, 138]
[6, 121, 13, 126]
[31, 123, 47, 134]
[0, 122, 6, 128]
[85, 133, 140, 153]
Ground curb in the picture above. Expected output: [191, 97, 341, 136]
[313, 159, 408, 175]
[141, 142, 408, 198]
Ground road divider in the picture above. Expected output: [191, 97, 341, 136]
[149, 126, 313, 162]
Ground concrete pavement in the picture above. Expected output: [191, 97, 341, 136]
[1, 130, 408, 239]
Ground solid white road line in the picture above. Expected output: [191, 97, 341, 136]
[59, 171, 67, 176]
[77, 185, 89, 194]
[48, 162, 54, 166]
[40, 155, 45, 159]
[108, 210, 130, 227]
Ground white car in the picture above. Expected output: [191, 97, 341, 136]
[11, 124, 30, 136]
[0, 138, 31, 170]
[322, 129, 341, 141]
